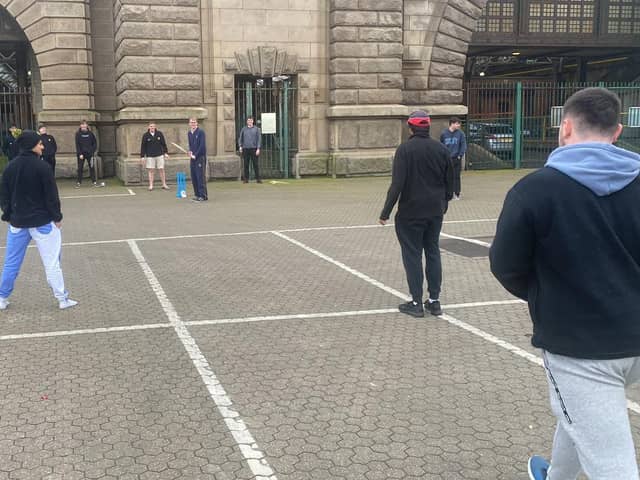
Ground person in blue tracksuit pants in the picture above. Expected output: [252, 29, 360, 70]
[0, 130, 77, 310]
[187, 118, 207, 202]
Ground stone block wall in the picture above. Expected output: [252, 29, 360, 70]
[113, 0, 203, 108]
[329, 0, 403, 106]
[201, 0, 329, 166]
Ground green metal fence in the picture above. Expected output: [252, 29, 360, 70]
[234, 76, 298, 179]
[465, 81, 640, 170]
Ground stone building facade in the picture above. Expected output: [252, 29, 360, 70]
[1, 0, 482, 182]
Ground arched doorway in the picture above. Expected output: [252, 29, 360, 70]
[0, 6, 38, 140]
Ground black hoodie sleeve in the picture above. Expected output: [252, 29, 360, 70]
[0, 168, 11, 222]
[159, 131, 168, 154]
[90, 131, 97, 155]
[380, 145, 407, 220]
[40, 163, 62, 223]
[140, 133, 147, 158]
[489, 188, 535, 300]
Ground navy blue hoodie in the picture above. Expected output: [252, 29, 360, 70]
[490, 143, 640, 359]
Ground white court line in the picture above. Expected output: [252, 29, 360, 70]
[0, 221, 497, 250]
[441, 232, 492, 248]
[0, 323, 171, 341]
[127, 240, 277, 479]
[61, 192, 136, 200]
[0, 300, 523, 342]
[272, 231, 410, 300]
[272, 231, 640, 416]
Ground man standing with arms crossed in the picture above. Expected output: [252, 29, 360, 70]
[490, 88, 640, 479]
[140, 122, 169, 191]
[440, 117, 466, 200]
[0, 131, 77, 310]
[238, 116, 262, 183]
[379, 110, 453, 318]
[187, 118, 207, 202]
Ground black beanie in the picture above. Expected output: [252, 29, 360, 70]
[16, 130, 41, 152]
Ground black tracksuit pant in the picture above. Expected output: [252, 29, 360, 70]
[451, 156, 462, 196]
[77, 154, 96, 183]
[43, 155, 56, 175]
[395, 215, 444, 302]
[242, 148, 260, 181]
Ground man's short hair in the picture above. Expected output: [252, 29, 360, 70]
[449, 117, 461, 125]
[563, 87, 621, 136]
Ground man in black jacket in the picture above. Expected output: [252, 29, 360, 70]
[379, 110, 453, 318]
[140, 122, 169, 191]
[75, 120, 102, 188]
[0, 131, 77, 310]
[490, 88, 640, 480]
[38, 125, 57, 175]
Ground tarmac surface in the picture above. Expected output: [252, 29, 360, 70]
[1, 170, 639, 479]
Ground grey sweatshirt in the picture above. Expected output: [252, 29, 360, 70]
[239, 126, 261, 149]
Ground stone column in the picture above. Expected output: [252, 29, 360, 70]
[113, 0, 210, 185]
[9, 0, 100, 179]
[328, 0, 405, 176]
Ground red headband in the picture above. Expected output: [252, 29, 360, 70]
[408, 117, 431, 127]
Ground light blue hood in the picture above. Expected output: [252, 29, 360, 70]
[545, 142, 640, 196]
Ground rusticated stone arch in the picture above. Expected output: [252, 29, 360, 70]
[426, 0, 487, 105]
[0, 0, 95, 112]
[402, 0, 487, 107]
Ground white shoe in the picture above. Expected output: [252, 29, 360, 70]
[59, 298, 78, 310]
[0, 297, 9, 310]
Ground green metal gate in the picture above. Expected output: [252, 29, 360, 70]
[234, 76, 298, 179]
[465, 81, 640, 169]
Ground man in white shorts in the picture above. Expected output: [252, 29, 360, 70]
[140, 122, 169, 190]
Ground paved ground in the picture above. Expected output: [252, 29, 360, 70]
[1, 171, 639, 479]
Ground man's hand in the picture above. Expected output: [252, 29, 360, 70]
[55, 222, 62, 229]
[378, 218, 387, 225]
[239, 147, 243, 152]
[79, 154, 84, 160]
[256, 148, 260, 156]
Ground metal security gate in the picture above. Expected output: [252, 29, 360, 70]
[234, 75, 298, 179]
[465, 81, 640, 169]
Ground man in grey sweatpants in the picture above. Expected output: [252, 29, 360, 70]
[490, 87, 640, 479]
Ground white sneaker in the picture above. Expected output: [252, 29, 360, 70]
[59, 299, 78, 310]
[0, 297, 9, 310]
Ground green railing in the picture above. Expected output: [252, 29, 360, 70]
[465, 81, 640, 170]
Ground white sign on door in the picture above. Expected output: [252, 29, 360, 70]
[261, 113, 276, 134]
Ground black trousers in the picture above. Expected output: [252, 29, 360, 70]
[451, 156, 462, 196]
[43, 155, 56, 175]
[242, 148, 260, 181]
[77, 155, 96, 183]
[395, 215, 444, 302]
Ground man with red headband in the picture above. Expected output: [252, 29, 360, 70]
[379, 110, 453, 317]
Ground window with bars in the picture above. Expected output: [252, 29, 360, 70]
[527, 1, 595, 33]
[476, 0, 515, 33]
[607, 0, 640, 34]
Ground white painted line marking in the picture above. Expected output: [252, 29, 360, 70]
[186, 309, 399, 327]
[127, 188, 136, 195]
[440, 232, 492, 248]
[127, 240, 277, 479]
[0, 300, 522, 342]
[0, 323, 171, 341]
[272, 231, 410, 301]
[61, 193, 135, 199]
[0, 221, 497, 250]
[274, 232, 640, 415]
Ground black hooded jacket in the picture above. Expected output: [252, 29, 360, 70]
[380, 129, 453, 220]
[0, 150, 62, 227]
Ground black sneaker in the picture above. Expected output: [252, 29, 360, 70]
[425, 300, 442, 316]
[398, 301, 424, 318]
